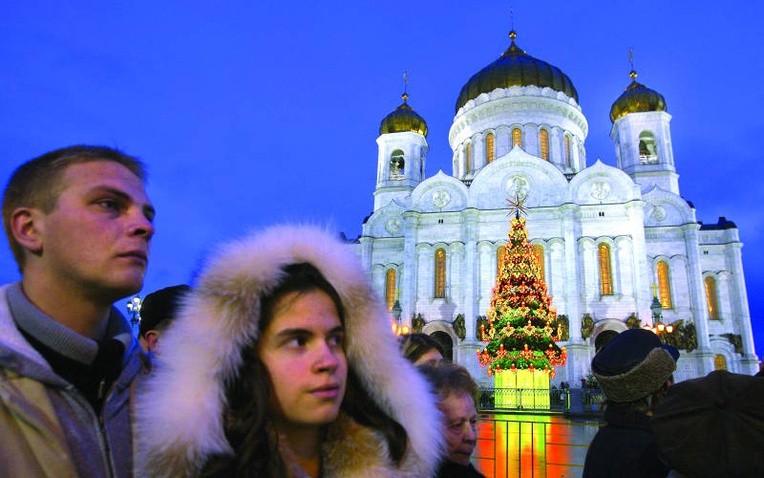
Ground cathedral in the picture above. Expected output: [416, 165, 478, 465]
[355, 30, 759, 386]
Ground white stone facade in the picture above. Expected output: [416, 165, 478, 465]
[356, 72, 759, 387]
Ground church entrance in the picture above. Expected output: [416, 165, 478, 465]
[431, 331, 454, 361]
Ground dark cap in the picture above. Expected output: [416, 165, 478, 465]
[592, 328, 678, 402]
[139, 285, 191, 338]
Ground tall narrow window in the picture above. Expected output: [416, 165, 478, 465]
[512, 128, 522, 148]
[390, 149, 405, 179]
[705, 276, 720, 320]
[638, 131, 658, 164]
[598, 243, 613, 296]
[496, 245, 506, 277]
[657, 260, 672, 308]
[434, 248, 446, 298]
[564, 135, 571, 165]
[464, 143, 472, 172]
[485, 132, 495, 163]
[385, 269, 396, 311]
[539, 129, 549, 160]
[714, 354, 727, 371]
[533, 244, 545, 282]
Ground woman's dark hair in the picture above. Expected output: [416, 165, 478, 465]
[202, 262, 407, 476]
[400, 332, 445, 364]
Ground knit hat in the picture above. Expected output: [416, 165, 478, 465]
[139, 285, 191, 338]
[591, 328, 678, 402]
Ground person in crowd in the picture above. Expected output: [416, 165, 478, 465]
[401, 331, 445, 366]
[583, 328, 678, 478]
[135, 225, 443, 477]
[138, 284, 190, 355]
[419, 362, 486, 478]
[0, 145, 154, 477]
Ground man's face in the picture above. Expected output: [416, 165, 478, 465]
[440, 391, 478, 465]
[35, 161, 154, 301]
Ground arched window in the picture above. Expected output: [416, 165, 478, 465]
[434, 248, 446, 298]
[714, 354, 727, 371]
[705, 276, 720, 320]
[638, 131, 658, 164]
[496, 245, 506, 277]
[390, 149, 405, 179]
[533, 244, 545, 282]
[485, 132, 495, 163]
[539, 129, 549, 160]
[598, 243, 613, 296]
[564, 135, 571, 166]
[657, 260, 672, 309]
[464, 143, 472, 172]
[512, 128, 523, 148]
[385, 269, 396, 311]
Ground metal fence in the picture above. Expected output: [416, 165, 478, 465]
[473, 412, 602, 478]
[478, 387, 605, 415]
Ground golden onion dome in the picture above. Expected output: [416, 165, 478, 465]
[455, 30, 578, 113]
[610, 70, 667, 122]
[379, 93, 428, 136]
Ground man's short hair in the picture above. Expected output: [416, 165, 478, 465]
[139, 285, 191, 338]
[2, 145, 147, 269]
[419, 361, 480, 406]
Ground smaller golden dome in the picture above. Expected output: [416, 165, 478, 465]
[610, 70, 667, 122]
[379, 93, 428, 137]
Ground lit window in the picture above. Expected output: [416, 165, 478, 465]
[385, 269, 396, 311]
[486, 132, 495, 163]
[465, 143, 472, 172]
[564, 135, 571, 165]
[657, 261, 672, 308]
[533, 244, 545, 282]
[705, 276, 719, 320]
[714, 354, 727, 371]
[638, 131, 658, 164]
[598, 243, 613, 296]
[390, 149, 405, 179]
[434, 248, 446, 298]
[539, 129, 549, 160]
[512, 128, 522, 148]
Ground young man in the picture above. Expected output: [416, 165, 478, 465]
[420, 362, 486, 478]
[0, 145, 155, 477]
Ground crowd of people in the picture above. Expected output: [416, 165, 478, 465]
[1, 145, 762, 477]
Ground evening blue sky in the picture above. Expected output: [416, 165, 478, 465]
[2, 1, 763, 357]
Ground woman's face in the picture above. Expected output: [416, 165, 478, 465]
[258, 289, 347, 432]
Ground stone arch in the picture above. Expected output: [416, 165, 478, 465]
[422, 320, 457, 361]
[590, 318, 628, 349]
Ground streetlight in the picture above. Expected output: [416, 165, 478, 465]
[390, 298, 409, 336]
[648, 294, 674, 337]
[127, 296, 142, 330]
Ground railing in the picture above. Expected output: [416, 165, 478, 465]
[474, 413, 602, 478]
[478, 388, 605, 415]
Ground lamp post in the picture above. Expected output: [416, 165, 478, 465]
[127, 295, 142, 333]
[647, 294, 674, 340]
[390, 298, 409, 336]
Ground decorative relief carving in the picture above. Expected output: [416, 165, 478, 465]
[589, 180, 611, 201]
[506, 175, 530, 198]
[432, 189, 451, 208]
[385, 217, 401, 234]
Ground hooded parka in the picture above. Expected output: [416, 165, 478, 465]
[136, 225, 444, 477]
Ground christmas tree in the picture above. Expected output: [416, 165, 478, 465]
[477, 195, 567, 378]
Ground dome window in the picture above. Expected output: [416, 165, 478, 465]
[390, 149, 405, 179]
[539, 129, 549, 160]
[598, 243, 614, 296]
[512, 128, 523, 148]
[485, 132, 495, 163]
[465, 142, 473, 172]
[639, 131, 658, 164]
[564, 135, 572, 166]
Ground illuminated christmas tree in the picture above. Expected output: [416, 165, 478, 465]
[477, 195, 566, 382]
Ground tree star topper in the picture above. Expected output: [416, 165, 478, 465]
[507, 193, 528, 219]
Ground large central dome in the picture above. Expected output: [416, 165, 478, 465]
[455, 31, 578, 113]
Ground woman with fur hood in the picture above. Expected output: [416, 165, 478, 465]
[135, 225, 443, 477]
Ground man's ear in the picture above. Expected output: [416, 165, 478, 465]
[145, 330, 161, 353]
[9, 207, 44, 255]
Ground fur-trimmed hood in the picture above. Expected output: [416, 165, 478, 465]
[135, 225, 443, 477]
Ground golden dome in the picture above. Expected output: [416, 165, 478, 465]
[379, 93, 428, 136]
[455, 30, 578, 113]
[610, 70, 667, 122]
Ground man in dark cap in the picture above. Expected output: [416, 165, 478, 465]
[138, 285, 190, 355]
[583, 328, 679, 478]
